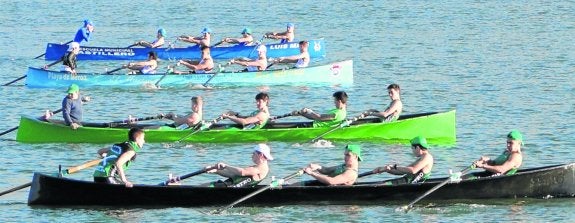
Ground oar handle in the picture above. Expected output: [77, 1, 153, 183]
[309, 110, 373, 143]
[358, 171, 376, 178]
[270, 111, 299, 121]
[109, 114, 165, 125]
[105, 67, 125, 74]
[175, 115, 226, 143]
[64, 159, 101, 175]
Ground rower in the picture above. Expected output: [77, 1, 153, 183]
[372, 136, 434, 185]
[204, 144, 273, 187]
[265, 23, 295, 44]
[73, 19, 94, 45]
[123, 51, 158, 74]
[161, 96, 203, 130]
[473, 130, 523, 176]
[271, 40, 310, 68]
[218, 27, 254, 46]
[222, 92, 270, 130]
[171, 46, 214, 74]
[291, 91, 348, 128]
[133, 28, 166, 48]
[367, 84, 402, 122]
[304, 144, 362, 186]
[229, 45, 268, 72]
[178, 27, 211, 47]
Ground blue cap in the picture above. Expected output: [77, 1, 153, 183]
[83, 19, 93, 27]
[201, 27, 212, 34]
[287, 23, 295, 28]
[157, 28, 166, 37]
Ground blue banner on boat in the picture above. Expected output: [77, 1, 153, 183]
[43, 39, 326, 61]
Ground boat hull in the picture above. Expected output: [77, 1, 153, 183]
[25, 60, 353, 88]
[28, 163, 575, 206]
[16, 110, 456, 144]
[44, 39, 326, 60]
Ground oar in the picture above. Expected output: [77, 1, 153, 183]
[212, 40, 225, 47]
[201, 62, 231, 87]
[269, 111, 299, 121]
[158, 166, 216, 186]
[309, 110, 374, 143]
[154, 64, 178, 88]
[34, 40, 73, 59]
[401, 163, 477, 212]
[246, 35, 266, 58]
[212, 169, 305, 214]
[0, 108, 63, 137]
[0, 96, 90, 137]
[0, 158, 101, 197]
[3, 59, 63, 86]
[175, 115, 227, 143]
[104, 66, 126, 75]
[108, 114, 165, 127]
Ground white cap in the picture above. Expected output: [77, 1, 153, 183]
[257, 45, 267, 52]
[68, 42, 80, 52]
[254, 143, 273, 160]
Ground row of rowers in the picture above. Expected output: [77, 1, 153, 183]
[95, 128, 524, 188]
[44, 23, 307, 75]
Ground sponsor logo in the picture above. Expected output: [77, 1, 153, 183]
[330, 64, 341, 76]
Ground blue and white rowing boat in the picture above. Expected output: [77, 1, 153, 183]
[43, 39, 326, 61]
[25, 60, 353, 88]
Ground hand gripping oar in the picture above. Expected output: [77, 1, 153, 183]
[309, 110, 374, 143]
[212, 169, 305, 214]
[158, 166, 217, 186]
[401, 163, 477, 212]
[34, 40, 73, 59]
[0, 158, 101, 197]
[175, 115, 227, 143]
[0, 97, 90, 137]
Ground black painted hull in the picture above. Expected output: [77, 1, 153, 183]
[28, 163, 575, 206]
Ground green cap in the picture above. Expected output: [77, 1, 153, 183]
[410, 136, 429, 149]
[67, 84, 79, 93]
[507, 130, 523, 141]
[345, 144, 363, 161]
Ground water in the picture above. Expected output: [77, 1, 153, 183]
[1, 0, 574, 222]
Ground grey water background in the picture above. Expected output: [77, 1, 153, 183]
[0, 0, 574, 222]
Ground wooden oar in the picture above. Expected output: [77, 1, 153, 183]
[34, 40, 73, 59]
[158, 166, 216, 186]
[0, 158, 101, 197]
[309, 110, 374, 143]
[212, 169, 304, 214]
[175, 115, 227, 143]
[0, 96, 90, 137]
[401, 163, 476, 212]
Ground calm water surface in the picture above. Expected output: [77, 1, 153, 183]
[0, 0, 574, 222]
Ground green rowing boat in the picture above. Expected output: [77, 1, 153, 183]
[16, 110, 456, 144]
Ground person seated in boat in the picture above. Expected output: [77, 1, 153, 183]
[272, 40, 310, 68]
[73, 19, 94, 45]
[43, 42, 80, 75]
[170, 46, 214, 74]
[304, 144, 362, 186]
[473, 130, 523, 176]
[218, 27, 254, 46]
[265, 23, 295, 43]
[204, 144, 273, 187]
[162, 96, 203, 130]
[93, 127, 145, 188]
[133, 28, 166, 48]
[372, 136, 434, 185]
[229, 45, 268, 72]
[123, 51, 158, 74]
[294, 91, 347, 128]
[222, 92, 270, 130]
[178, 27, 211, 47]
[368, 84, 403, 122]
[42, 84, 89, 128]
